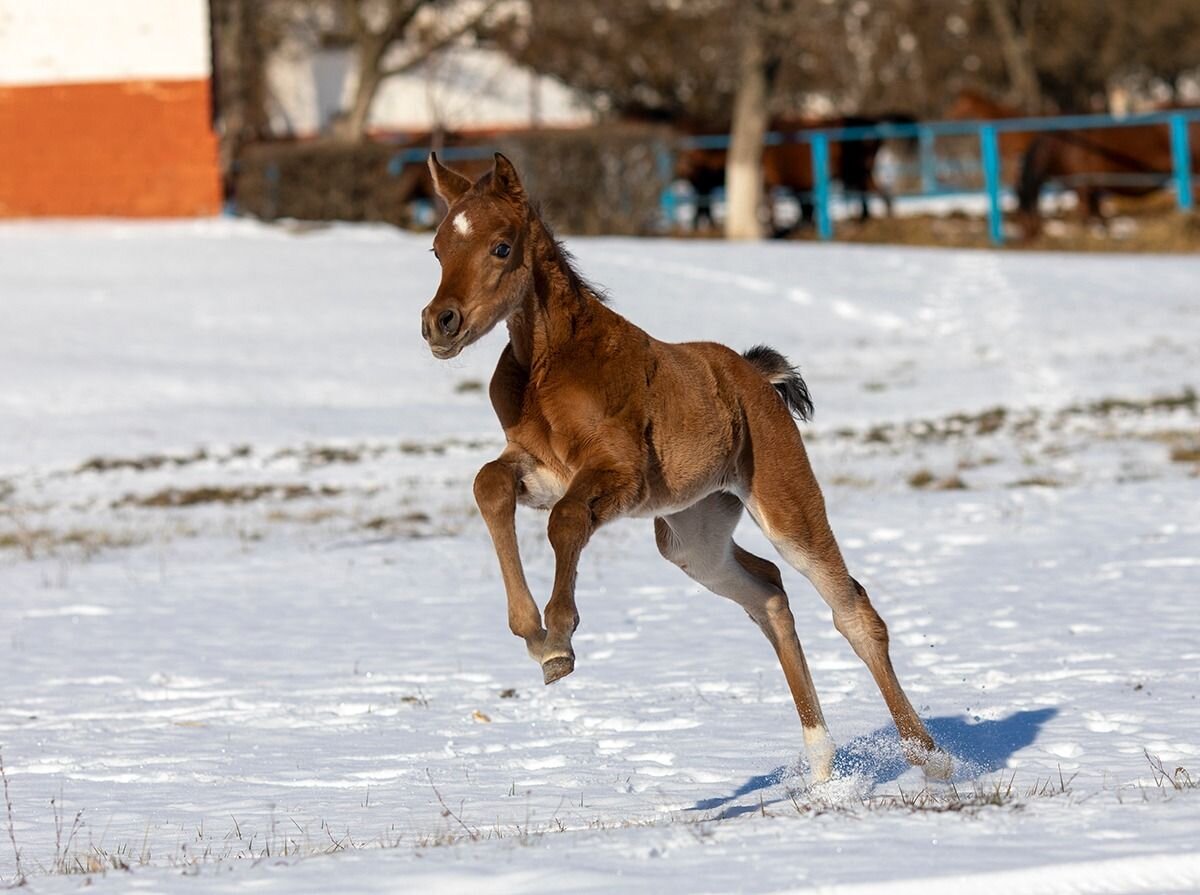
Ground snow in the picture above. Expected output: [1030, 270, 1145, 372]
[1, 220, 1198, 893]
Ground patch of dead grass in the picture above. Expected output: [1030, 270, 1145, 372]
[0, 526, 145, 559]
[114, 483, 343, 509]
[907, 470, 968, 491]
[1169, 444, 1200, 464]
[799, 203, 1200, 253]
[1007, 475, 1064, 488]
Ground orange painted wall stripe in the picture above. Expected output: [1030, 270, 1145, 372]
[0, 78, 221, 217]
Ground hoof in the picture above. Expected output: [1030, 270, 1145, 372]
[804, 726, 836, 783]
[923, 749, 954, 781]
[542, 655, 574, 685]
[901, 738, 953, 780]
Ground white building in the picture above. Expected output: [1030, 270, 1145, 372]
[265, 41, 594, 137]
[0, 0, 220, 216]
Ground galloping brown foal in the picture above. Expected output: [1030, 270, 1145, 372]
[421, 153, 950, 781]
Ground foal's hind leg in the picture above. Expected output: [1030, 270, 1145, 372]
[656, 493, 836, 781]
[746, 463, 950, 778]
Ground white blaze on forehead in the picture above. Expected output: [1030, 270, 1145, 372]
[452, 212, 472, 236]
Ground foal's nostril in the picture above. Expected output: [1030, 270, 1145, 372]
[437, 308, 462, 337]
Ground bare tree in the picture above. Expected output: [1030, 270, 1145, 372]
[982, 0, 1042, 111]
[307, 0, 501, 141]
[725, 6, 779, 239]
[210, 0, 287, 190]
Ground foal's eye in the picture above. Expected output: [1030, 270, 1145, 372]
[492, 243, 511, 259]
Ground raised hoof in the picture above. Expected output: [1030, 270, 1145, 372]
[542, 656, 575, 685]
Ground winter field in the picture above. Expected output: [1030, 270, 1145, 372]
[1, 220, 1199, 893]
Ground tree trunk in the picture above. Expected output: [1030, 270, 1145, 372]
[725, 23, 769, 240]
[210, 0, 270, 191]
[335, 67, 382, 140]
[333, 34, 388, 141]
[983, 0, 1042, 113]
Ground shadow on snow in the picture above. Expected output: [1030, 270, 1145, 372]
[688, 708, 1058, 817]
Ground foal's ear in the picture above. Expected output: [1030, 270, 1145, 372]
[427, 153, 471, 206]
[490, 153, 526, 202]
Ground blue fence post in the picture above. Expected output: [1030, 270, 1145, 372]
[656, 144, 677, 228]
[811, 133, 833, 240]
[980, 124, 1003, 245]
[919, 127, 937, 194]
[1170, 114, 1194, 212]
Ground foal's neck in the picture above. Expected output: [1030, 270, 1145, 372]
[506, 216, 594, 371]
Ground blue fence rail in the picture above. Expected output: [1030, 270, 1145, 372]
[381, 109, 1200, 245]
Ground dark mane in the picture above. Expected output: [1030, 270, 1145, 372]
[532, 202, 610, 304]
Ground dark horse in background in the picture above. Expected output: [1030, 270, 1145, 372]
[1016, 114, 1200, 236]
[675, 114, 916, 236]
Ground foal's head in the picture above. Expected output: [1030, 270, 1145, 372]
[421, 153, 533, 359]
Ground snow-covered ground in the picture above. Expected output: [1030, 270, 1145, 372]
[1, 221, 1198, 893]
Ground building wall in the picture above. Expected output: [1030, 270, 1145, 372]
[266, 44, 594, 137]
[0, 0, 221, 217]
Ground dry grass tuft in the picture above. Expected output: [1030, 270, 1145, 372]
[1, 749, 24, 887]
[807, 203, 1200, 254]
[1169, 445, 1200, 464]
[1007, 475, 1064, 488]
[0, 526, 145, 560]
[907, 470, 968, 491]
[1145, 750, 1198, 791]
[785, 769, 1074, 818]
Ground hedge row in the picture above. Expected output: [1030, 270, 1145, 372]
[233, 125, 675, 236]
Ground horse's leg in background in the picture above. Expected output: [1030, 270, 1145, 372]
[1017, 136, 1051, 238]
[856, 169, 872, 220]
[695, 193, 714, 231]
[866, 169, 893, 219]
[656, 493, 836, 780]
[799, 197, 815, 229]
[1077, 186, 1105, 227]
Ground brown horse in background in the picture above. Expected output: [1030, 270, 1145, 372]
[943, 89, 1041, 187]
[420, 151, 952, 782]
[675, 114, 915, 235]
[945, 89, 1036, 157]
[1016, 119, 1200, 235]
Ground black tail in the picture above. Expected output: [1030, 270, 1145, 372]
[743, 345, 814, 421]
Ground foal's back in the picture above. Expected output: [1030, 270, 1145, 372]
[557, 300, 800, 515]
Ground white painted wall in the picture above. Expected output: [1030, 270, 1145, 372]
[266, 44, 593, 136]
[0, 0, 211, 87]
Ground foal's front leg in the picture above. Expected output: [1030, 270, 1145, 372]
[474, 453, 546, 662]
[541, 465, 639, 684]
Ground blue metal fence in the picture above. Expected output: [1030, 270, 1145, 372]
[668, 108, 1200, 245]
[385, 109, 1200, 245]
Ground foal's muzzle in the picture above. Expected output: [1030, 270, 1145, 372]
[421, 301, 467, 358]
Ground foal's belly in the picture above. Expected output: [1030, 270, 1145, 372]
[515, 463, 717, 519]
[516, 465, 569, 510]
[626, 485, 722, 519]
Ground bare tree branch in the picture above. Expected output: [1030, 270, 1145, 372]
[379, 0, 499, 78]
[983, 0, 1042, 111]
